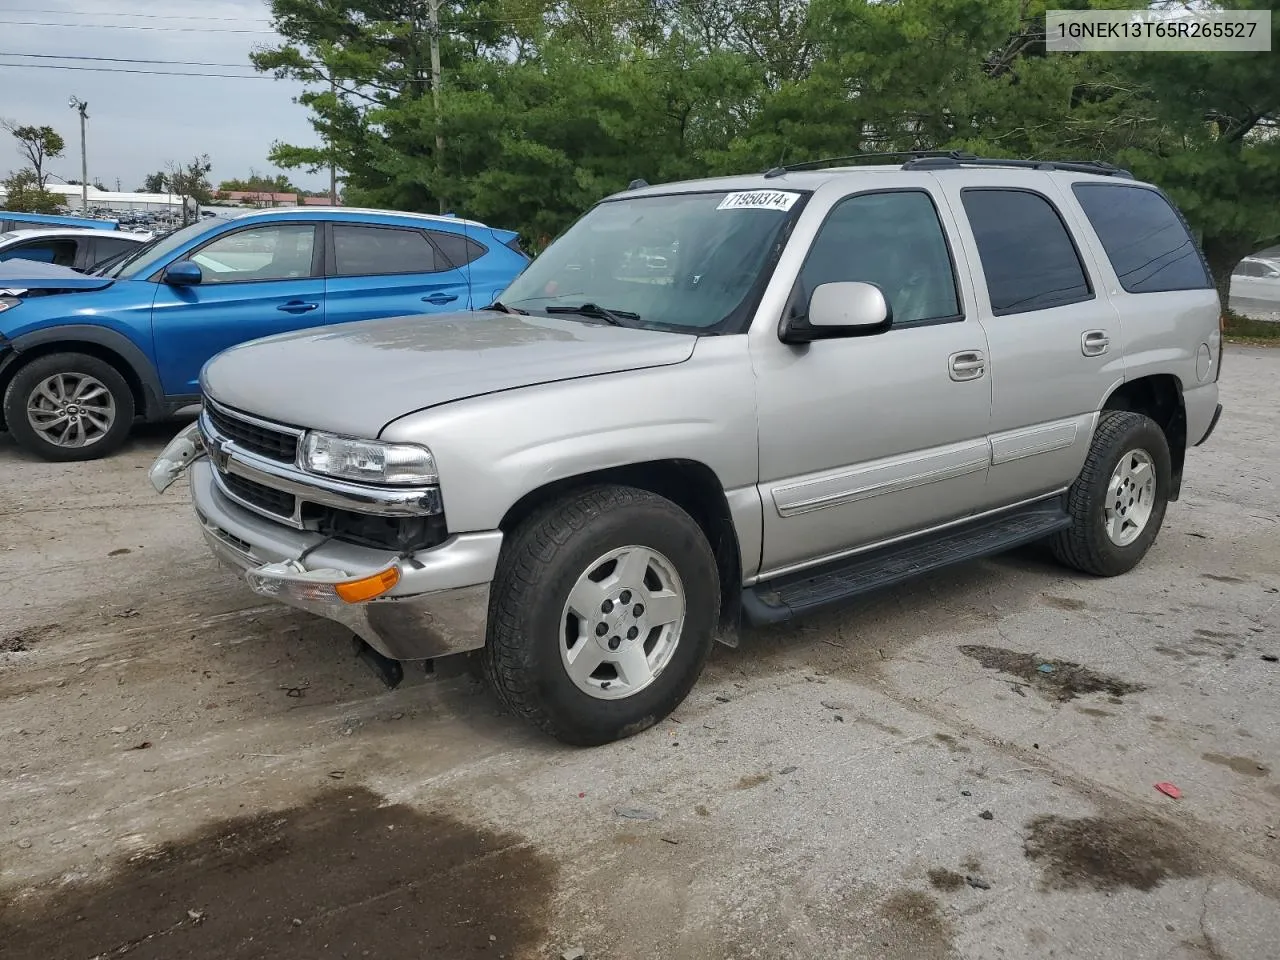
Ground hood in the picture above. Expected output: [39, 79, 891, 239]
[0, 259, 113, 295]
[201, 310, 697, 437]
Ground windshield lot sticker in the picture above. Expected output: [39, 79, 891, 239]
[717, 190, 800, 212]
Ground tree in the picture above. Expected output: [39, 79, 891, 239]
[217, 169, 299, 194]
[166, 155, 214, 224]
[140, 171, 168, 193]
[2, 121, 65, 188]
[1, 168, 66, 213]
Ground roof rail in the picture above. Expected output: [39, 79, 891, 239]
[901, 155, 1134, 178]
[763, 150, 974, 178]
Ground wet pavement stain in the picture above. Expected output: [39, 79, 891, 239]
[0, 787, 557, 960]
[1203, 753, 1270, 777]
[1041, 595, 1088, 611]
[959, 645, 1145, 702]
[1023, 814, 1204, 892]
[927, 868, 966, 892]
[1202, 574, 1247, 584]
[735, 772, 772, 790]
[0, 624, 58, 654]
[873, 890, 957, 960]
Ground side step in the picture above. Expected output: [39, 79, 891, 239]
[742, 501, 1071, 626]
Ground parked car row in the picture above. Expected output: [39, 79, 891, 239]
[0, 206, 530, 460]
[0, 228, 145, 273]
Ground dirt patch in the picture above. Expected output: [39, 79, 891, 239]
[1195, 628, 1237, 640]
[855, 715, 905, 737]
[1202, 574, 1247, 584]
[927, 868, 966, 891]
[1076, 707, 1115, 718]
[874, 890, 956, 960]
[933, 733, 970, 754]
[1202, 753, 1270, 777]
[959, 645, 1145, 702]
[0, 624, 58, 654]
[735, 772, 772, 790]
[1042, 595, 1088, 611]
[1023, 814, 1204, 893]
[0, 786, 557, 960]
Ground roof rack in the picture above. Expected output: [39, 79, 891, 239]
[900, 155, 1134, 178]
[760, 150, 1133, 179]
[763, 150, 964, 178]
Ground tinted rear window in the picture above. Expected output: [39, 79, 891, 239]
[1072, 184, 1212, 294]
[430, 230, 487, 269]
[333, 224, 438, 276]
[960, 189, 1092, 315]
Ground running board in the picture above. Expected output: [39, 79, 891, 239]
[742, 501, 1071, 626]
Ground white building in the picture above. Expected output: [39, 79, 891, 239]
[0, 183, 184, 213]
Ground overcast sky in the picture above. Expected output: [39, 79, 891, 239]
[0, 0, 326, 191]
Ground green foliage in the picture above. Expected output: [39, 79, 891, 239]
[2, 122, 66, 188]
[1, 168, 66, 213]
[217, 170, 300, 195]
[166, 155, 215, 221]
[140, 171, 168, 193]
[257, 0, 1280, 286]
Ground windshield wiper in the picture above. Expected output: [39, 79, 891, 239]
[482, 301, 528, 315]
[544, 303, 640, 326]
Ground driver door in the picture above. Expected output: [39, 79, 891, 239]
[151, 222, 325, 396]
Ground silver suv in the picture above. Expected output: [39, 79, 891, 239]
[152, 153, 1224, 745]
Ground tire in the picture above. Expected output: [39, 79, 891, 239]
[1051, 410, 1172, 577]
[2, 352, 135, 462]
[483, 485, 720, 746]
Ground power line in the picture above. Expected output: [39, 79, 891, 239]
[0, 19, 276, 34]
[0, 61, 271, 79]
[3, 8, 273, 23]
[0, 52, 256, 68]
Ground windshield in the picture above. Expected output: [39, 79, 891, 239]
[499, 189, 805, 331]
[100, 221, 211, 279]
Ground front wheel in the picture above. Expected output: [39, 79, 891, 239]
[1051, 410, 1172, 577]
[483, 485, 720, 746]
[3, 352, 135, 462]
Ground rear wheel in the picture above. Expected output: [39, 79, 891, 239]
[3, 353, 134, 462]
[1051, 410, 1172, 577]
[483, 485, 720, 746]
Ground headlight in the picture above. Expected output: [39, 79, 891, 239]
[0, 296, 21, 314]
[300, 432, 438, 485]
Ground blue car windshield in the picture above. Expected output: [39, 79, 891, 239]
[100, 221, 211, 280]
[499, 189, 804, 331]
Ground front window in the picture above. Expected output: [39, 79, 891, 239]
[105, 220, 211, 279]
[499, 189, 806, 331]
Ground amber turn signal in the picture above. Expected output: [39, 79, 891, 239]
[334, 566, 400, 603]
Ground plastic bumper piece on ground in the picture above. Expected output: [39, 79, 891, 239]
[189, 459, 501, 661]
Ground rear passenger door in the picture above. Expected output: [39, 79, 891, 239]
[938, 177, 1122, 508]
[323, 223, 472, 326]
[0, 237, 77, 268]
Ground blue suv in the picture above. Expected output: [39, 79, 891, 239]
[0, 207, 528, 461]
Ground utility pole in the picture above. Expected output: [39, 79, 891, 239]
[69, 96, 89, 212]
[427, 0, 445, 214]
[329, 74, 338, 205]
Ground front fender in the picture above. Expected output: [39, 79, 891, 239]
[3, 322, 170, 420]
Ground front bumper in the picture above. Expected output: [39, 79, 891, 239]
[190, 458, 502, 661]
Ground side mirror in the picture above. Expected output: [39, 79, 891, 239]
[163, 260, 203, 287]
[781, 281, 892, 344]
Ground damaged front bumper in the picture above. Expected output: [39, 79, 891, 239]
[152, 422, 501, 660]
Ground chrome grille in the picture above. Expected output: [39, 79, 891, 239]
[204, 400, 299, 463]
[221, 473, 297, 520]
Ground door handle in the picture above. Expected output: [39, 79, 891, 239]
[1081, 330, 1110, 356]
[277, 301, 319, 313]
[949, 350, 986, 382]
[422, 293, 459, 305]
